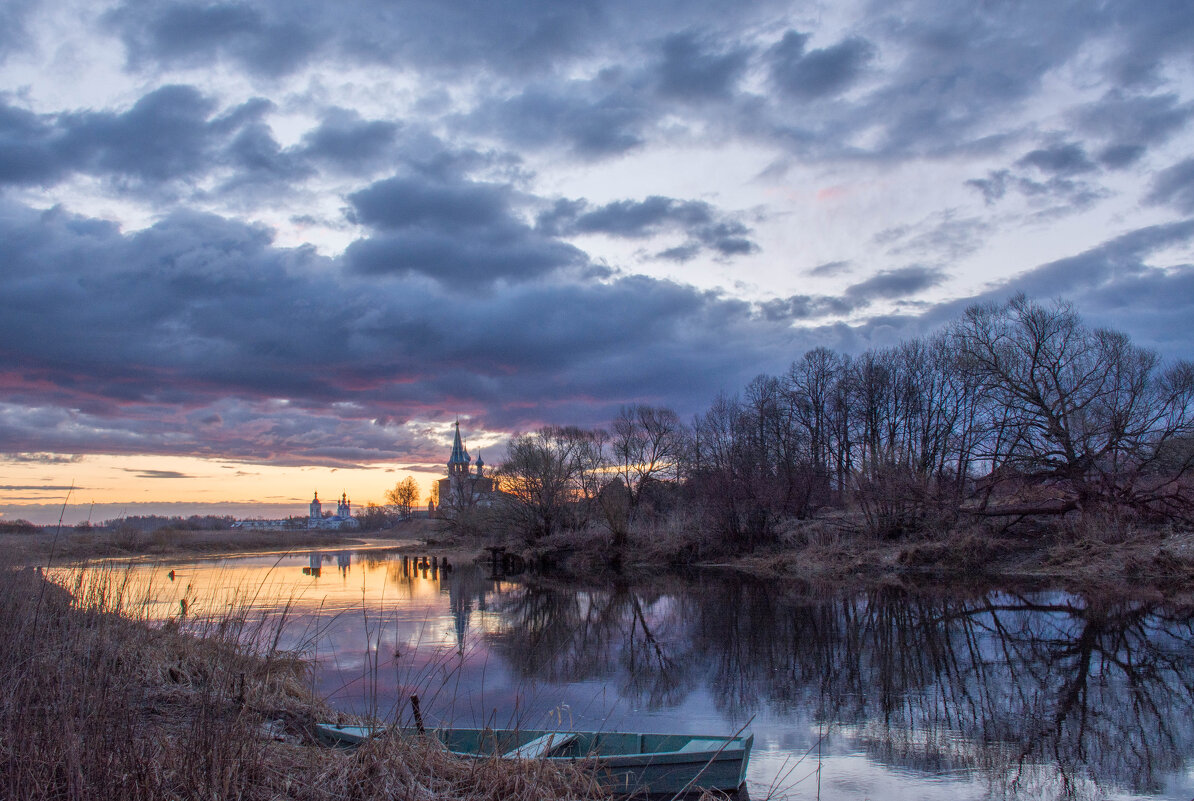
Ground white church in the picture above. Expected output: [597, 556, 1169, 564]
[233, 490, 359, 531]
[307, 491, 360, 530]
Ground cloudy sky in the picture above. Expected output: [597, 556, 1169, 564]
[2, 0, 1193, 522]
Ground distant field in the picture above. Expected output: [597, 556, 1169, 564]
[0, 519, 442, 565]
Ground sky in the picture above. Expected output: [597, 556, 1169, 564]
[2, 0, 1194, 523]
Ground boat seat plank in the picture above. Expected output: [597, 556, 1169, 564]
[677, 739, 723, 753]
[505, 732, 578, 759]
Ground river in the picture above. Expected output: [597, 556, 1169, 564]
[101, 546, 1194, 800]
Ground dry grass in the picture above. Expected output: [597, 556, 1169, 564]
[724, 513, 1194, 595]
[0, 565, 608, 801]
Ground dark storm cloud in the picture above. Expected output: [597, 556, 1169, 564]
[2, 453, 82, 464]
[221, 120, 313, 190]
[0, 86, 421, 198]
[768, 31, 875, 99]
[756, 265, 945, 324]
[1145, 158, 1194, 214]
[2, 201, 1190, 467]
[846, 218, 1194, 360]
[0, 198, 800, 462]
[823, 2, 1098, 159]
[806, 260, 852, 277]
[655, 31, 749, 100]
[467, 79, 651, 157]
[93, 0, 1193, 173]
[844, 265, 946, 302]
[59, 85, 220, 182]
[0, 87, 263, 190]
[1103, 0, 1194, 86]
[453, 0, 1184, 166]
[349, 175, 509, 230]
[537, 195, 758, 261]
[1016, 143, 1097, 176]
[879, 215, 991, 264]
[106, 1, 319, 77]
[344, 175, 588, 284]
[965, 167, 1105, 212]
[1097, 144, 1145, 169]
[757, 294, 852, 322]
[123, 469, 191, 479]
[344, 229, 587, 286]
[0, 102, 63, 185]
[299, 111, 401, 172]
[1071, 91, 1193, 153]
[105, 0, 789, 79]
[973, 220, 1194, 305]
[775, 218, 1194, 360]
[0, 0, 36, 60]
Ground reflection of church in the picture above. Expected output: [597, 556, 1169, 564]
[434, 421, 495, 511]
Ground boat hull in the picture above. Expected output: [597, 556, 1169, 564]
[315, 724, 752, 795]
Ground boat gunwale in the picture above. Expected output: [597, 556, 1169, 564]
[315, 723, 752, 761]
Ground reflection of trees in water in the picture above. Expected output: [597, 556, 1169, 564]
[694, 580, 1194, 797]
[487, 580, 699, 709]
[488, 573, 1194, 796]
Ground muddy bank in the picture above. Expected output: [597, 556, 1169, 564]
[513, 516, 1194, 597]
[716, 524, 1194, 596]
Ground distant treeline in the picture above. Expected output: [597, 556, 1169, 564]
[93, 515, 237, 533]
[0, 515, 239, 534]
[449, 296, 1194, 549]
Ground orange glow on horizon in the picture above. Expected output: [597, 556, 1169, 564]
[0, 453, 442, 524]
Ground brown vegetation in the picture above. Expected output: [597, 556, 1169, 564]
[719, 513, 1194, 594]
[0, 566, 608, 801]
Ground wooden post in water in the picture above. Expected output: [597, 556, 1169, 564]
[410, 695, 425, 734]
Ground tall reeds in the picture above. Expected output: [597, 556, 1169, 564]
[0, 565, 607, 800]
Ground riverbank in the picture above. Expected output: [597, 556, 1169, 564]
[725, 518, 1194, 595]
[517, 514, 1194, 596]
[0, 565, 606, 801]
[2, 518, 443, 565]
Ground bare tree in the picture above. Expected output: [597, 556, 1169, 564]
[384, 476, 420, 519]
[495, 426, 605, 542]
[953, 294, 1194, 517]
[611, 404, 684, 513]
[786, 346, 842, 502]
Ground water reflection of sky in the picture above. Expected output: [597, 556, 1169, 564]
[82, 549, 1194, 801]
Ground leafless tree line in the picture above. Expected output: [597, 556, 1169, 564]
[488, 296, 1194, 545]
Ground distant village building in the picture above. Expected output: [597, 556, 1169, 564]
[433, 421, 495, 514]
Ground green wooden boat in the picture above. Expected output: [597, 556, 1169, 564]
[315, 723, 753, 796]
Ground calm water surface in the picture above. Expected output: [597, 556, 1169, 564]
[104, 547, 1194, 801]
